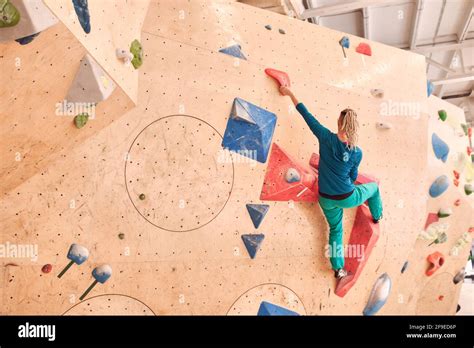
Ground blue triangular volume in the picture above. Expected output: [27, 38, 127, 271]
[257, 301, 299, 316]
[222, 98, 277, 163]
[246, 204, 269, 229]
[219, 44, 247, 60]
[241, 234, 265, 259]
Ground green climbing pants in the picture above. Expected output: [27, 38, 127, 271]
[318, 182, 383, 270]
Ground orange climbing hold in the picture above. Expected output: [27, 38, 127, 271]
[356, 42, 372, 56]
[426, 251, 445, 276]
[265, 68, 291, 93]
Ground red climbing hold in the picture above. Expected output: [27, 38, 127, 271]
[260, 143, 318, 202]
[454, 179, 460, 187]
[356, 43, 372, 56]
[424, 213, 439, 230]
[335, 205, 380, 297]
[265, 68, 291, 92]
[453, 170, 460, 180]
[438, 295, 444, 301]
[467, 146, 472, 156]
[426, 251, 445, 276]
[42, 264, 52, 274]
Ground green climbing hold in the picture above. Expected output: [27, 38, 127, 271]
[74, 113, 89, 129]
[0, 0, 20, 28]
[465, 183, 473, 195]
[438, 110, 447, 121]
[139, 193, 146, 200]
[437, 207, 452, 218]
[461, 124, 469, 136]
[428, 232, 447, 246]
[130, 39, 143, 69]
[118, 233, 125, 240]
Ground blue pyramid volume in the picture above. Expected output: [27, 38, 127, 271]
[222, 98, 277, 163]
[246, 203, 269, 229]
[257, 301, 299, 316]
[241, 234, 265, 259]
[218, 44, 247, 60]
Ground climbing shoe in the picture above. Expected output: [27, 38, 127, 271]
[373, 213, 383, 224]
[335, 268, 348, 279]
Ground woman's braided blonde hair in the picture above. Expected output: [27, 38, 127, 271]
[339, 108, 359, 150]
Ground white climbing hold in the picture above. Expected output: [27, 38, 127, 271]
[437, 207, 452, 218]
[116, 48, 134, 65]
[376, 122, 392, 130]
[285, 168, 301, 183]
[371, 89, 384, 98]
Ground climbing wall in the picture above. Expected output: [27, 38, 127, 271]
[0, 22, 133, 195]
[1, 0, 470, 315]
[43, 0, 151, 104]
[389, 96, 473, 315]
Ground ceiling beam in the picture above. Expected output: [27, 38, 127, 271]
[431, 73, 474, 86]
[438, 8, 473, 97]
[362, 7, 370, 39]
[411, 39, 474, 54]
[300, 0, 405, 19]
[409, 0, 424, 49]
[425, 57, 456, 74]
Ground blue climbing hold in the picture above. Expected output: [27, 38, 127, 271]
[339, 36, 350, 49]
[432, 133, 449, 162]
[72, 0, 91, 34]
[363, 273, 391, 316]
[241, 234, 265, 259]
[427, 80, 434, 97]
[257, 301, 299, 316]
[222, 98, 277, 163]
[429, 175, 449, 198]
[246, 203, 269, 229]
[16, 32, 41, 45]
[218, 44, 246, 60]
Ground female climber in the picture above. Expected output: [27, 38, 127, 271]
[279, 86, 383, 280]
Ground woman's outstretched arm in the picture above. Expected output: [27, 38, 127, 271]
[280, 86, 330, 141]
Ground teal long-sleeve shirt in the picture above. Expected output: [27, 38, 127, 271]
[296, 103, 362, 196]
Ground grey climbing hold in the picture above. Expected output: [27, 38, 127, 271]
[265, 24, 272, 30]
[67, 54, 116, 104]
[453, 268, 465, 284]
[401, 261, 409, 274]
[371, 89, 384, 98]
[363, 273, 391, 316]
[285, 168, 300, 183]
[74, 113, 89, 129]
[376, 122, 392, 130]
